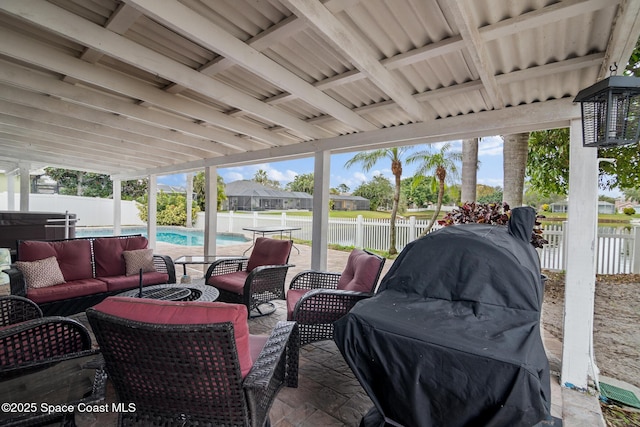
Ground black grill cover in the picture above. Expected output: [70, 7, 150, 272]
[334, 207, 551, 427]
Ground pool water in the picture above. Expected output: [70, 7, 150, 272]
[76, 227, 248, 247]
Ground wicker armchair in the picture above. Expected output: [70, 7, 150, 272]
[287, 249, 385, 346]
[0, 314, 104, 426]
[87, 297, 299, 427]
[0, 315, 95, 379]
[0, 295, 43, 327]
[206, 237, 294, 317]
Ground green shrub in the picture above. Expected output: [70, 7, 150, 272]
[137, 191, 200, 226]
[623, 207, 636, 216]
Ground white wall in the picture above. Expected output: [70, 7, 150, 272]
[0, 192, 145, 226]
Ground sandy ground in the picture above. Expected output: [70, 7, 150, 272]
[541, 271, 640, 390]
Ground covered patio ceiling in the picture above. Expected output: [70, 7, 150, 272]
[0, 0, 639, 179]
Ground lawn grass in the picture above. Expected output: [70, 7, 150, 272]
[226, 209, 639, 224]
[235, 210, 395, 219]
[539, 211, 640, 224]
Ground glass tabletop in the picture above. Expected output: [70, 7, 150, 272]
[174, 255, 241, 264]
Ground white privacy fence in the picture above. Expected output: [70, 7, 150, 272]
[211, 212, 640, 274]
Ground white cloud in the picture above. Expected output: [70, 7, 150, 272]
[478, 136, 503, 156]
[431, 140, 462, 152]
[477, 177, 503, 187]
[353, 172, 368, 183]
[222, 163, 302, 185]
[223, 171, 244, 182]
[269, 168, 298, 183]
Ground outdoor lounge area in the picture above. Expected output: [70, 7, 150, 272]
[0, 239, 589, 427]
[1, 0, 639, 425]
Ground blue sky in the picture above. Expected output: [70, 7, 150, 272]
[159, 136, 506, 192]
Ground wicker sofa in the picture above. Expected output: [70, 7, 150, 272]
[4, 235, 176, 316]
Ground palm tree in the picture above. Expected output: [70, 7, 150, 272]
[253, 169, 269, 185]
[407, 143, 462, 236]
[345, 147, 407, 255]
[502, 133, 529, 207]
[461, 138, 479, 203]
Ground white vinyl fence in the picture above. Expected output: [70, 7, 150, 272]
[209, 212, 640, 274]
[539, 223, 639, 274]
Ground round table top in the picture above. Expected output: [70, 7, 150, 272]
[116, 282, 219, 302]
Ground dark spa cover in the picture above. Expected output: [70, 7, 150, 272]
[334, 207, 551, 427]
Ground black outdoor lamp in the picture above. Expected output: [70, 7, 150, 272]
[574, 67, 640, 148]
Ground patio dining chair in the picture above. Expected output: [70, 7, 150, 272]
[205, 237, 294, 317]
[287, 249, 385, 346]
[86, 297, 299, 427]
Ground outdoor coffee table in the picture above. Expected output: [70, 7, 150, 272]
[116, 283, 219, 302]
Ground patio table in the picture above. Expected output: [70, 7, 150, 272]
[242, 226, 301, 255]
[174, 255, 239, 277]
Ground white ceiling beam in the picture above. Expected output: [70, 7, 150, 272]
[0, 136, 152, 171]
[67, 3, 142, 75]
[0, 1, 330, 140]
[0, 125, 164, 168]
[0, 144, 141, 174]
[0, 107, 198, 163]
[599, 0, 640, 79]
[161, 0, 360, 105]
[196, 14, 304, 77]
[172, 0, 353, 79]
[0, 28, 287, 148]
[497, 53, 605, 84]
[481, 0, 619, 41]
[127, 0, 377, 132]
[280, 0, 430, 123]
[446, 1, 504, 110]
[115, 99, 580, 179]
[0, 134, 165, 174]
[0, 83, 235, 157]
[64, 7, 138, 84]
[0, 62, 259, 152]
[248, 36, 466, 108]
[296, 53, 603, 126]
[238, 0, 612, 109]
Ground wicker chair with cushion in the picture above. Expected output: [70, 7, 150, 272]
[0, 315, 95, 379]
[205, 237, 294, 317]
[0, 313, 104, 426]
[0, 295, 43, 327]
[287, 249, 385, 346]
[87, 297, 299, 427]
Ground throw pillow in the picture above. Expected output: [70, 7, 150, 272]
[122, 249, 156, 276]
[15, 256, 66, 289]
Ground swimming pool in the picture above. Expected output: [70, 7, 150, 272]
[76, 227, 248, 247]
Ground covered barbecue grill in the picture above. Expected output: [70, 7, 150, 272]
[334, 207, 551, 427]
